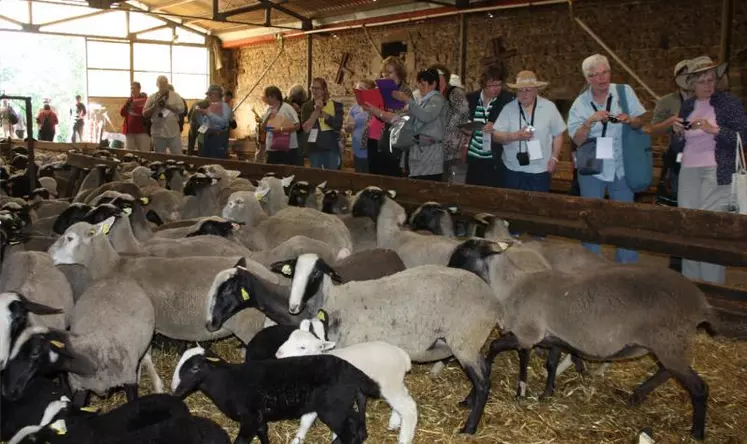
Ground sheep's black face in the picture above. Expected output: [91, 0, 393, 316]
[447, 238, 509, 283]
[409, 203, 446, 234]
[1, 202, 32, 229]
[11, 154, 28, 171]
[287, 182, 315, 207]
[351, 188, 386, 221]
[187, 220, 235, 238]
[12, 146, 29, 157]
[29, 187, 50, 201]
[207, 261, 258, 332]
[53, 204, 93, 235]
[183, 174, 213, 196]
[172, 351, 211, 399]
[39, 165, 56, 178]
[7, 174, 33, 198]
[321, 190, 340, 214]
[122, 153, 137, 163]
[84, 204, 122, 225]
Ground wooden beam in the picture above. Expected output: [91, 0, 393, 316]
[306, 34, 312, 90]
[65, 150, 747, 267]
[719, 0, 733, 63]
[458, 13, 466, 78]
[153, 0, 199, 11]
[38, 9, 110, 28]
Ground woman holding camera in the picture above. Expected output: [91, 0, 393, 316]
[567, 54, 646, 264]
[671, 56, 747, 283]
[492, 71, 566, 192]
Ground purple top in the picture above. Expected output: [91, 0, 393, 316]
[682, 99, 717, 168]
[673, 91, 747, 185]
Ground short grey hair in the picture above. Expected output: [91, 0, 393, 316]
[582, 54, 610, 77]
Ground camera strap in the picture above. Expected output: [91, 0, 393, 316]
[590, 94, 613, 138]
[518, 98, 537, 152]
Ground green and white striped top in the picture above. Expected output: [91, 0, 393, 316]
[468, 96, 496, 159]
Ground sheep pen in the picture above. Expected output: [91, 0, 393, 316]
[74, 242, 747, 444]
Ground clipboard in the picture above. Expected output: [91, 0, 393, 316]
[375, 78, 406, 110]
[354, 88, 384, 109]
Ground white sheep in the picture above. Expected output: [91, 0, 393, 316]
[276, 331, 418, 444]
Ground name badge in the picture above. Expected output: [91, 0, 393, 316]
[596, 136, 614, 160]
[676, 152, 683, 163]
[308, 128, 319, 143]
[161, 109, 171, 118]
[482, 132, 492, 152]
[527, 140, 543, 161]
[198, 123, 209, 134]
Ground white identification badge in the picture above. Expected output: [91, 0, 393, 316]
[527, 140, 543, 160]
[308, 128, 319, 143]
[596, 137, 614, 159]
[482, 133, 492, 152]
[160, 109, 171, 118]
[676, 152, 683, 163]
[198, 123, 208, 134]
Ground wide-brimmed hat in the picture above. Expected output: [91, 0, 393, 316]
[506, 71, 549, 90]
[673, 59, 691, 90]
[677, 56, 729, 85]
[449, 74, 464, 89]
[205, 84, 224, 96]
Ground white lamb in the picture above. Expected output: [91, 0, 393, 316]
[276, 331, 417, 444]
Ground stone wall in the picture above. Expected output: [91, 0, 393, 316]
[228, 0, 747, 142]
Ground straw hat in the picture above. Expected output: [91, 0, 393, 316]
[676, 56, 728, 85]
[673, 59, 691, 90]
[506, 71, 549, 90]
[205, 84, 224, 96]
[449, 74, 464, 89]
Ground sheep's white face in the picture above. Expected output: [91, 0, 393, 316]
[48, 217, 114, 266]
[222, 191, 260, 223]
[275, 329, 336, 359]
[0, 292, 20, 370]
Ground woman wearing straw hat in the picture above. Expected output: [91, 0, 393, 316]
[493, 70, 566, 193]
[671, 56, 747, 284]
[568, 54, 647, 264]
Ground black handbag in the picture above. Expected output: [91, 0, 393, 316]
[575, 95, 613, 176]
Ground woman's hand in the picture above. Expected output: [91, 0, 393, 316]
[692, 119, 719, 135]
[671, 117, 686, 135]
[314, 99, 324, 110]
[615, 113, 630, 124]
[391, 90, 409, 102]
[482, 122, 494, 134]
[513, 127, 533, 141]
[587, 110, 610, 126]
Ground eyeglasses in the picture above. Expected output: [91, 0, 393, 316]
[484, 83, 502, 89]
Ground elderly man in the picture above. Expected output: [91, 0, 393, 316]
[493, 70, 566, 193]
[195, 84, 232, 159]
[143, 76, 185, 155]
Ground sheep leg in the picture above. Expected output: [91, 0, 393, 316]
[458, 333, 521, 408]
[539, 346, 562, 400]
[382, 389, 418, 444]
[139, 349, 164, 393]
[515, 348, 531, 399]
[71, 390, 91, 409]
[124, 384, 139, 403]
[669, 366, 708, 441]
[235, 414, 261, 444]
[354, 391, 369, 442]
[255, 420, 271, 444]
[629, 365, 670, 407]
[317, 408, 359, 444]
[388, 410, 402, 430]
[291, 413, 318, 444]
[458, 355, 490, 435]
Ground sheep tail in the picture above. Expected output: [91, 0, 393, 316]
[704, 305, 747, 339]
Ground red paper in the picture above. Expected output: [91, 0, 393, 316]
[354, 88, 384, 109]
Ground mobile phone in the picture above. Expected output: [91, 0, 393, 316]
[607, 115, 620, 124]
[682, 120, 692, 130]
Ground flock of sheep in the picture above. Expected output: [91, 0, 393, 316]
[0, 146, 746, 443]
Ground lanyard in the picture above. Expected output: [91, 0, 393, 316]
[518, 99, 537, 152]
[590, 94, 613, 137]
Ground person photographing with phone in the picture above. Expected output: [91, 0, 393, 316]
[120, 82, 150, 152]
[492, 71, 566, 193]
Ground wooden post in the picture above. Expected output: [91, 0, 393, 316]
[719, 0, 733, 63]
[306, 34, 313, 90]
[362, 25, 383, 61]
[458, 14, 467, 79]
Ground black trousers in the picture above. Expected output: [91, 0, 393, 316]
[367, 139, 402, 177]
[267, 149, 299, 166]
[411, 174, 442, 182]
[466, 156, 502, 187]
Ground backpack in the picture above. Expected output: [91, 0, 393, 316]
[40, 114, 54, 134]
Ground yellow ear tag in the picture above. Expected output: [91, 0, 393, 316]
[281, 264, 292, 276]
[80, 406, 99, 413]
[241, 288, 250, 301]
[123, 207, 133, 216]
[316, 310, 326, 322]
[140, 197, 150, 205]
[50, 419, 67, 435]
[101, 223, 111, 235]
[205, 357, 220, 363]
[159, 173, 166, 180]
[50, 340, 66, 349]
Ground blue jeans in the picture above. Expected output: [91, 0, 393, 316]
[503, 166, 551, 192]
[577, 173, 639, 263]
[309, 151, 340, 170]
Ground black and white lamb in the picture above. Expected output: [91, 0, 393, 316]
[171, 345, 380, 443]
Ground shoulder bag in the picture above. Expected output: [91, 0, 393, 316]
[574, 95, 611, 176]
[730, 133, 747, 214]
[617, 84, 653, 192]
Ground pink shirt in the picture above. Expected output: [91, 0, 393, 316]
[368, 116, 384, 141]
[683, 99, 717, 168]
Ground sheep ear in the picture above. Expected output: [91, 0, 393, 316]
[503, 219, 510, 228]
[473, 212, 494, 225]
[491, 241, 512, 253]
[227, 170, 241, 179]
[270, 259, 296, 277]
[299, 319, 311, 332]
[235, 257, 247, 268]
[386, 189, 397, 199]
[281, 175, 295, 187]
[255, 187, 270, 201]
[88, 216, 115, 237]
[344, 189, 353, 197]
[317, 181, 327, 190]
[316, 260, 342, 283]
[320, 341, 336, 351]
